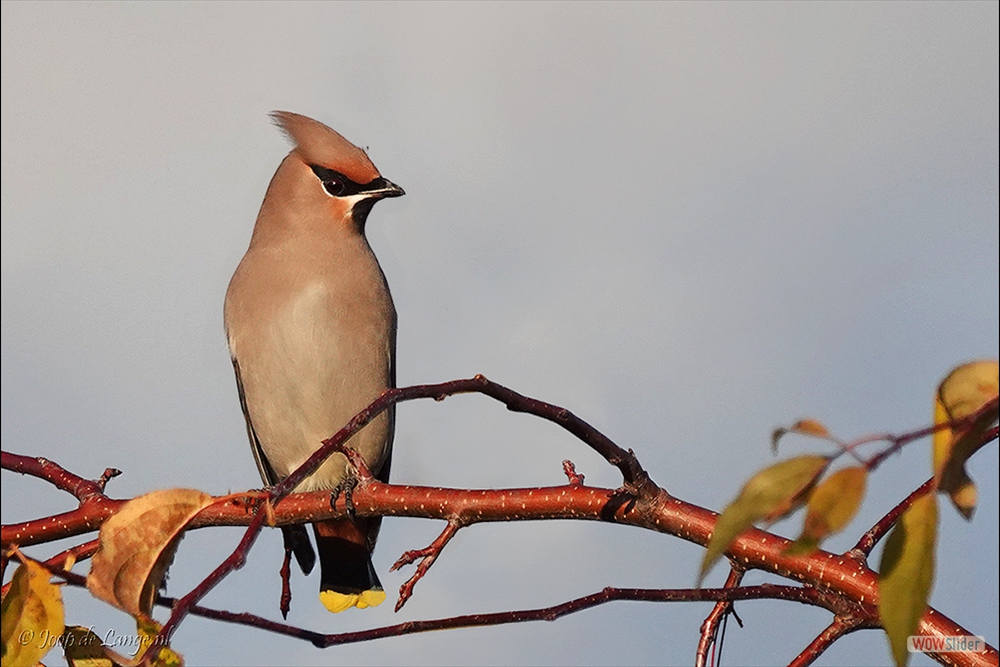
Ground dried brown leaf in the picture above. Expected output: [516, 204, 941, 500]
[87, 489, 213, 618]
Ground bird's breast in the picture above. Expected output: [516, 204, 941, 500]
[225, 240, 396, 487]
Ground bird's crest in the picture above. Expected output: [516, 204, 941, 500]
[270, 111, 380, 184]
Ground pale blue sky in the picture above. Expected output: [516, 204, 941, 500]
[2, 2, 997, 665]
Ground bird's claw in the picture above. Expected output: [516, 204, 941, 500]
[330, 475, 360, 518]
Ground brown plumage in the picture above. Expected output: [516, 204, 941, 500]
[225, 111, 403, 613]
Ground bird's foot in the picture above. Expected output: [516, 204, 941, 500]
[330, 475, 359, 518]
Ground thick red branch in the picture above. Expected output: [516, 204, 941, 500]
[2, 501, 122, 547]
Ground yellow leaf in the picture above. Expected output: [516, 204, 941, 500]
[772, 419, 833, 452]
[937, 360, 1000, 421]
[879, 493, 938, 667]
[699, 455, 828, 583]
[63, 625, 117, 667]
[786, 466, 867, 555]
[1, 559, 66, 667]
[791, 419, 830, 438]
[933, 360, 999, 519]
[135, 617, 184, 667]
[87, 489, 213, 618]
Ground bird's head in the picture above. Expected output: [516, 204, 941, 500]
[259, 111, 404, 234]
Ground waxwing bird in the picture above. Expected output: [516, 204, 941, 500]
[225, 111, 403, 613]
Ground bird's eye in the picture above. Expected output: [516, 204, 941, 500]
[322, 178, 345, 197]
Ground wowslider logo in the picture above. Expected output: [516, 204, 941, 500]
[908, 635, 986, 654]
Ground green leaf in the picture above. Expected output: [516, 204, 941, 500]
[699, 455, 828, 583]
[879, 492, 938, 667]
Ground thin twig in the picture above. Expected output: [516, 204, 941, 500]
[40, 559, 855, 654]
[150, 509, 269, 664]
[0, 451, 119, 501]
[695, 565, 744, 667]
[279, 546, 293, 620]
[863, 396, 998, 471]
[851, 478, 935, 557]
[390, 520, 462, 611]
[788, 616, 870, 667]
[276, 376, 653, 501]
[562, 460, 585, 486]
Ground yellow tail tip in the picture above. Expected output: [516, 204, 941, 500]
[320, 588, 386, 613]
[357, 589, 387, 609]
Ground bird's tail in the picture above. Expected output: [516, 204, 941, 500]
[282, 524, 316, 575]
[313, 518, 386, 613]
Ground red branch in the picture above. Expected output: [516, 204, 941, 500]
[150, 375, 656, 656]
[862, 396, 998, 470]
[852, 477, 935, 557]
[390, 520, 461, 611]
[3, 471, 996, 666]
[0, 451, 119, 500]
[38, 559, 866, 656]
[178, 582, 852, 648]
[562, 460, 585, 486]
[3, 376, 998, 667]
[272, 584, 864, 649]
[696, 565, 744, 667]
[789, 616, 869, 667]
[276, 376, 653, 501]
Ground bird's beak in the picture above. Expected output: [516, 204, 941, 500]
[367, 178, 405, 199]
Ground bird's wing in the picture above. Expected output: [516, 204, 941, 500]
[231, 355, 280, 487]
[231, 355, 316, 575]
[375, 335, 396, 485]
